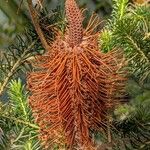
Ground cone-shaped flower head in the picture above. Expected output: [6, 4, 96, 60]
[28, 0, 127, 149]
[65, 0, 83, 47]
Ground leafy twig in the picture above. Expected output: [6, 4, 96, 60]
[0, 40, 37, 96]
[1, 115, 39, 129]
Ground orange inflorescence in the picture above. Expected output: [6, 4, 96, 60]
[28, 0, 127, 149]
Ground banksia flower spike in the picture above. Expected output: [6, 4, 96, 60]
[28, 0, 127, 149]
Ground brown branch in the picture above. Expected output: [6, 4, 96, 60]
[27, 0, 49, 51]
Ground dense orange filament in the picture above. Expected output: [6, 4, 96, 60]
[28, 0, 127, 149]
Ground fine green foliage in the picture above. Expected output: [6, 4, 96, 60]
[0, 79, 40, 150]
[113, 79, 150, 150]
[100, 0, 150, 83]
[0, 31, 43, 96]
[8, 79, 30, 119]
